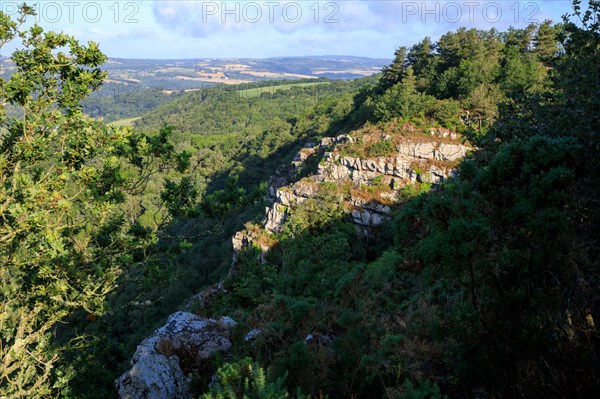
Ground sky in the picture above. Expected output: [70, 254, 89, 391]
[0, 0, 576, 59]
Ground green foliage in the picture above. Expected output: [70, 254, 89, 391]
[534, 20, 561, 62]
[0, 7, 193, 397]
[83, 85, 184, 123]
[407, 37, 437, 92]
[282, 183, 345, 238]
[390, 133, 594, 396]
[53, 58, 365, 399]
[399, 379, 447, 399]
[375, 67, 436, 121]
[201, 177, 253, 218]
[369, 139, 397, 157]
[201, 358, 294, 399]
[3, 3, 598, 399]
[398, 182, 432, 200]
[372, 23, 561, 135]
[363, 250, 402, 289]
[339, 134, 398, 159]
[161, 177, 198, 218]
[430, 99, 462, 129]
[0, 6, 139, 396]
[380, 47, 408, 91]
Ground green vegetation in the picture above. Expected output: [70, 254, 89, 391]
[1, 2, 599, 398]
[352, 20, 561, 138]
[201, 358, 303, 399]
[237, 82, 329, 98]
[132, 78, 362, 210]
[108, 116, 141, 127]
[52, 38, 367, 399]
[0, 6, 188, 397]
[83, 85, 184, 123]
[199, 5, 599, 399]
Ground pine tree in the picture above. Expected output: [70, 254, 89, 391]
[408, 37, 438, 92]
[380, 46, 407, 91]
[534, 20, 560, 62]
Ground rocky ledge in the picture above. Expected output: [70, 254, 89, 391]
[233, 129, 470, 252]
[115, 312, 236, 399]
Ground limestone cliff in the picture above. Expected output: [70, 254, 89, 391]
[233, 123, 471, 253]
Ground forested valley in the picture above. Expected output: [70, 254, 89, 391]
[1, 2, 599, 398]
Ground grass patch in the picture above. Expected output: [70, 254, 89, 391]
[108, 116, 141, 127]
[237, 82, 329, 98]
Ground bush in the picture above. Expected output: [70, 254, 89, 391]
[201, 358, 298, 399]
[430, 99, 462, 129]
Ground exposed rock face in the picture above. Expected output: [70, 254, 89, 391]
[122, 129, 470, 399]
[115, 312, 234, 399]
[317, 141, 466, 186]
[244, 328, 262, 342]
[263, 180, 318, 233]
[231, 229, 270, 265]
[429, 127, 459, 140]
[233, 132, 470, 253]
[350, 201, 392, 237]
[184, 282, 226, 310]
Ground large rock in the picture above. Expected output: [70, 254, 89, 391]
[397, 142, 436, 159]
[262, 181, 319, 233]
[115, 312, 234, 399]
[264, 203, 288, 233]
[435, 143, 468, 161]
[317, 140, 470, 185]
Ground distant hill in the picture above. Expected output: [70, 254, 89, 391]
[2, 55, 388, 91]
[102, 56, 389, 89]
[4, 54, 387, 122]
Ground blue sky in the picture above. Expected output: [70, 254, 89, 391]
[0, 1, 575, 59]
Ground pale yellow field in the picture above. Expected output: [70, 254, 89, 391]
[222, 64, 251, 70]
[312, 68, 381, 76]
[108, 117, 141, 127]
[242, 71, 316, 79]
[175, 75, 249, 84]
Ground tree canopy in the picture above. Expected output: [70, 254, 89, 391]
[0, 6, 185, 396]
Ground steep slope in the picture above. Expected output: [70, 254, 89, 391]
[116, 121, 472, 398]
[66, 77, 369, 399]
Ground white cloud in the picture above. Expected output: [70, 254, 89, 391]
[3, 0, 572, 58]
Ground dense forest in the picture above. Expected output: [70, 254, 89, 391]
[82, 85, 185, 123]
[0, 1, 599, 398]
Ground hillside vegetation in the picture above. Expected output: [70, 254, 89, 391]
[0, 2, 599, 399]
[192, 10, 599, 398]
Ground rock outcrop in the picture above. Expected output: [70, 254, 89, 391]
[233, 127, 471, 256]
[317, 141, 465, 186]
[263, 139, 467, 236]
[115, 312, 235, 399]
